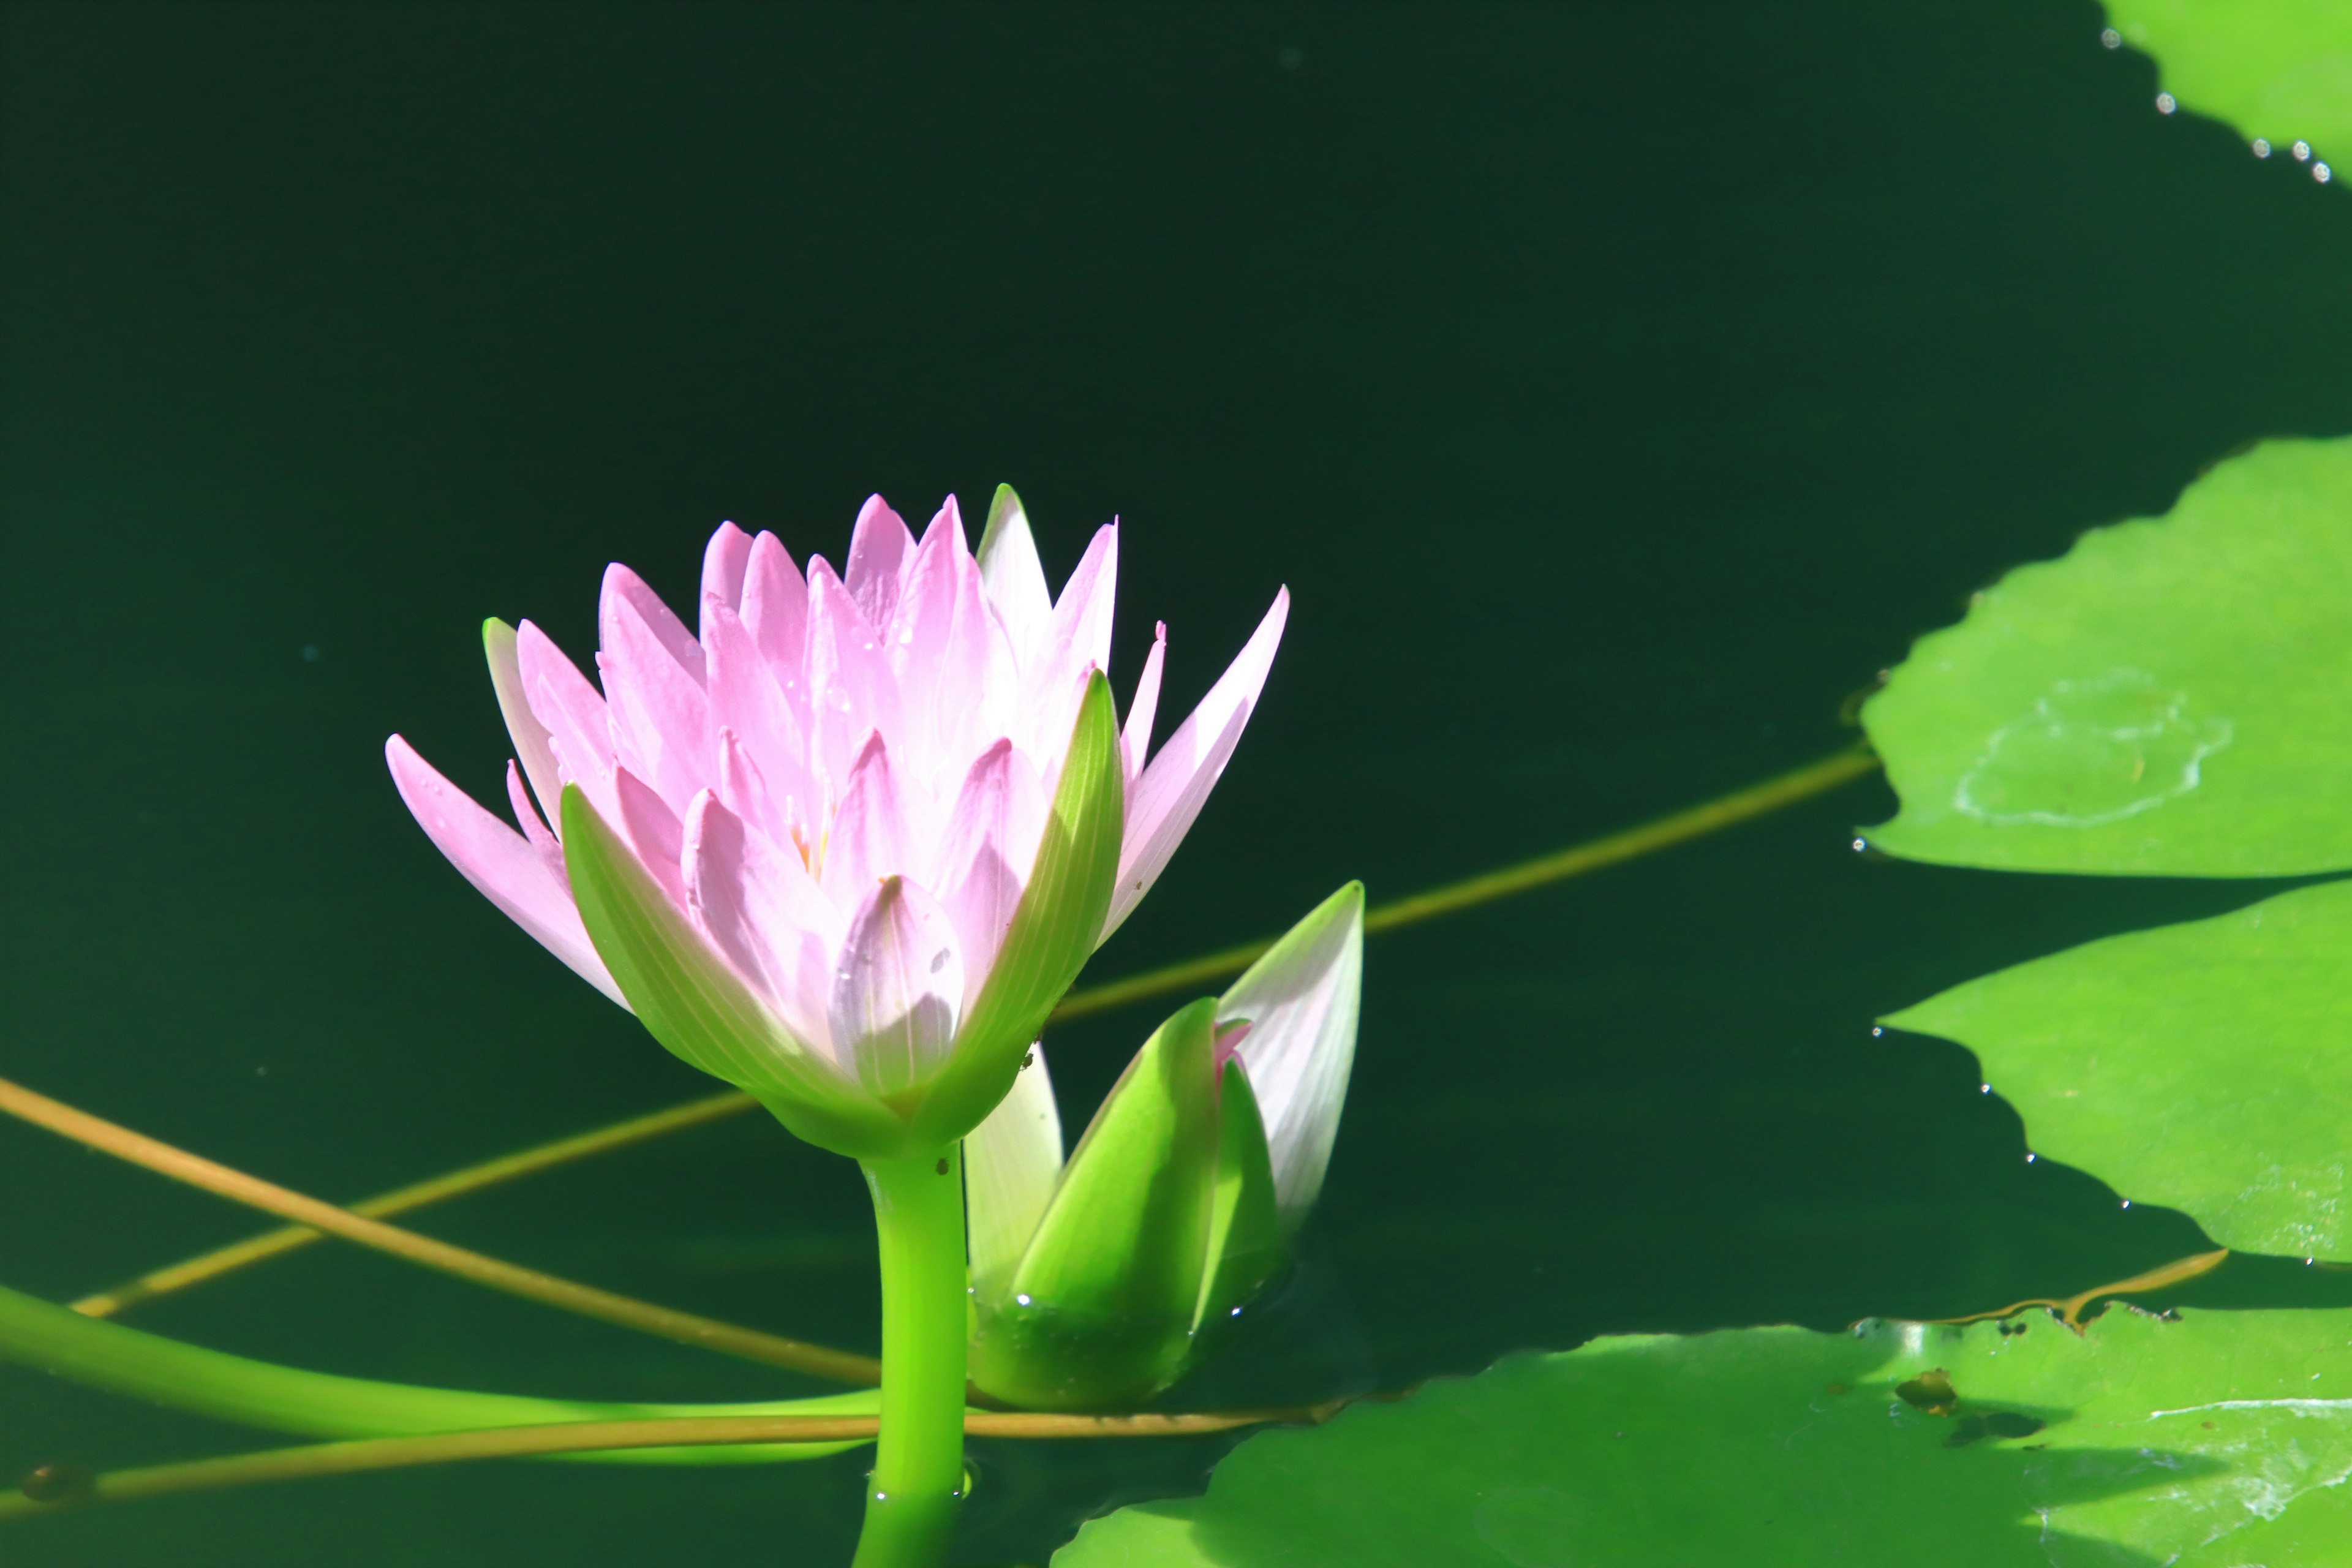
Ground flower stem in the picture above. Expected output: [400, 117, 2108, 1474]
[853, 1148, 970, 1568]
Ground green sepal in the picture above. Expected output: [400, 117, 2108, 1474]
[907, 671, 1123, 1148]
[968, 997, 1221, 1409]
[1194, 1056, 1284, 1332]
[559, 785, 907, 1159]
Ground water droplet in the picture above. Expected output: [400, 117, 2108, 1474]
[1851, 837, 1868, 852]
[2317, 162, 2334, 184]
[1980, 1083, 1992, 1094]
[2155, 92, 2177, 115]
[2120, 1199, 2132, 1209]
[2254, 138, 2272, 158]
[1871, 1025, 1884, 1038]
[1015, 1292, 1032, 1306]
[1230, 1305, 1243, 1317]
[829, 686, 851, 710]
[2294, 140, 2313, 161]
[2025, 1153, 2037, 1163]
[2100, 26, 2121, 48]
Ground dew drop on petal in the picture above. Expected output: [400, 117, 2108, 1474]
[2318, 163, 2334, 184]
[2155, 92, 2176, 115]
[2254, 138, 2272, 158]
[2294, 140, 2313, 161]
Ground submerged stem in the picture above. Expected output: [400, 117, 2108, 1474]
[853, 1148, 971, 1568]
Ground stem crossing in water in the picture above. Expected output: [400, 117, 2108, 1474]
[854, 1147, 972, 1568]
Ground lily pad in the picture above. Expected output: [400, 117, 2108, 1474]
[1860, 436, 2352, 875]
[2108, 1, 2352, 164]
[1059, 1307, 2352, 1566]
[1886, 876, 2352, 1259]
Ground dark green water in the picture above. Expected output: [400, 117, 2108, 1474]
[5, 4, 2352, 1562]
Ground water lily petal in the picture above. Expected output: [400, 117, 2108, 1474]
[844, 494, 915, 631]
[563, 785, 904, 1158]
[911, 672, 1122, 1149]
[503, 759, 564, 873]
[703, 595, 816, 824]
[601, 563, 705, 681]
[483, 619, 565, 828]
[1216, 880, 1363, 1225]
[1104, 587, 1288, 942]
[963, 1041, 1063, 1295]
[516, 619, 619, 824]
[977, 484, 1053, 674]
[1122, 620, 1166, 785]
[1017, 524, 1118, 767]
[386, 736, 624, 1006]
[701, 521, 753, 624]
[600, 572, 713, 814]
[612, 765, 689, 910]
[820, 733, 911, 905]
[741, 530, 809, 680]
[804, 557, 903, 786]
[936, 738, 1048, 992]
[683, 790, 840, 1062]
[829, 875, 966, 1101]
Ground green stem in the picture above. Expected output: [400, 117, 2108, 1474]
[853, 1148, 970, 1568]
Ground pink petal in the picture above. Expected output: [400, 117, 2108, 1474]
[741, 530, 809, 678]
[804, 557, 904, 787]
[485, 622, 565, 830]
[888, 502, 977, 771]
[1102, 587, 1289, 942]
[936, 738, 1047, 990]
[844, 494, 916, 631]
[1015, 522, 1117, 766]
[516, 619, 619, 826]
[601, 563, 704, 681]
[503, 759, 564, 876]
[828, 875, 965, 1099]
[700, 522, 754, 631]
[1123, 620, 1167, 784]
[703, 595, 815, 821]
[386, 736, 624, 1007]
[976, 487, 1053, 673]
[819, 732, 911, 906]
[683, 790, 841, 1063]
[613, 765, 689, 910]
[599, 578, 714, 815]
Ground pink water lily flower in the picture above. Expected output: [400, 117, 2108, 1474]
[387, 486, 1286, 1157]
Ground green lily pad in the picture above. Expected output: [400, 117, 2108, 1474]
[1059, 1307, 2352, 1566]
[1860, 436, 2352, 876]
[1886, 876, 2352, 1259]
[2109, 1, 2352, 164]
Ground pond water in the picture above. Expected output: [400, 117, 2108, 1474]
[5, 4, 2352, 1563]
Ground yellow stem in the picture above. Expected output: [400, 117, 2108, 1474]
[0, 1400, 1354, 1522]
[1929, 1248, 2231, 1332]
[72, 1090, 758, 1319]
[0, 1074, 879, 1385]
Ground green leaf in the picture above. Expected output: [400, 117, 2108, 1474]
[1194, 1058, 1282, 1333]
[911, 671, 1123, 1148]
[559, 785, 906, 1160]
[0, 1280, 875, 1465]
[1861, 437, 2352, 875]
[2109, 1, 2352, 163]
[1060, 1306, 2352, 1566]
[970, 998, 1221, 1410]
[1887, 876, 2352, 1259]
